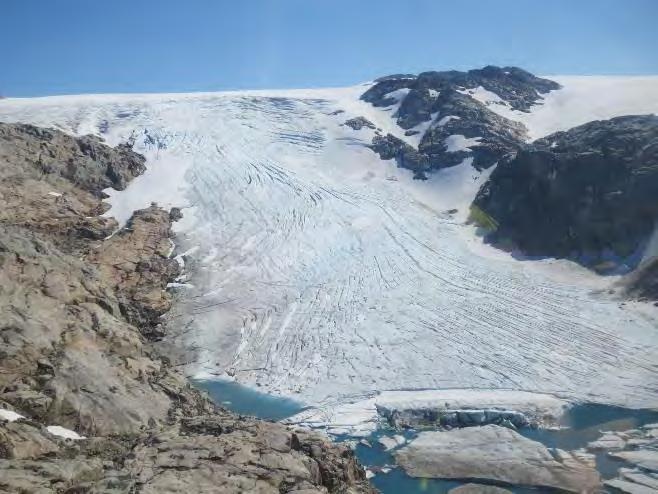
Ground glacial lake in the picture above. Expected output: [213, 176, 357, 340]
[195, 379, 658, 493]
[192, 378, 308, 421]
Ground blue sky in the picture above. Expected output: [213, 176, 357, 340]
[3, 0, 657, 97]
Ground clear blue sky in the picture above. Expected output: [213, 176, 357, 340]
[3, 0, 657, 97]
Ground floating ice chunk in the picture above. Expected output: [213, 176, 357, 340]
[378, 434, 407, 450]
[610, 449, 658, 472]
[46, 425, 86, 440]
[605, 478, 657, 494]
[587, 432, 627, 450]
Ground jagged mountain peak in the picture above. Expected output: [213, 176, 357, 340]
[363, 65, 560, 115]
[362, 66, 559, 177]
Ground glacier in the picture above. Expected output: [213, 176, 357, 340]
[1, 76, 658, 428]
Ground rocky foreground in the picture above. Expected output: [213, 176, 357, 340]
[0, 123, 373, 493]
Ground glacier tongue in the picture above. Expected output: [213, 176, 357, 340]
[0, 80, 657, 413]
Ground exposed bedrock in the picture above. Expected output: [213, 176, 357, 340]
[417, 89, 528, 171]
[362, 66, 557, 176]
[0, 122, 373, 493]
[472, 114, 658, 277]
[362, 65, 560, 122]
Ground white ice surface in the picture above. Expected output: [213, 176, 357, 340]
[0, 409, 24, 422]
[287, 388, 570, 436]
[465, 76, 658, 140]
[444, 134, 482, 152]
[46, 425, 86, 440]
[382, 88, 411, 103]
[0, 78, 657, 424]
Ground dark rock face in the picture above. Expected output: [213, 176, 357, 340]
[367, 89, 529, 176]
[0, 122, 374, 493]
[395, 87, 438, 129]
[418, 90, 528, 171]
[343, 116, 376, 130]
[371, 134, 430, 179]
[362, 65, 560, 128]
[473, 115, 658, 273]
[361, 66, 558, 176]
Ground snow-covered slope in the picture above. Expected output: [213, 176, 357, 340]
[1, 77, 657, 421]
[464, 75, 658, 140]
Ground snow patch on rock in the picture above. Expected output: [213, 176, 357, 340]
[0, 409, 24, 422]
[46, 425, 86, 440]
[444, 134, 482, 152]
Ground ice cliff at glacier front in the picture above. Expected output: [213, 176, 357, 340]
[1, 76, 657, 419]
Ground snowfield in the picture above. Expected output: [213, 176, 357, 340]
[1, 77, 657, 428]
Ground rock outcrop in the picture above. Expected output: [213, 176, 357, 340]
[362, 66, 559, 123]
[395, 425, 600, 493]
[0, 122, 373, 493]
[343, 117, 376, 131]
[361, 66, 559, 177]
[472, 115, 658, 275]
[416, 90, 528, 171]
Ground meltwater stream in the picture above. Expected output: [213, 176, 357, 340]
[195, 379, 658, 493]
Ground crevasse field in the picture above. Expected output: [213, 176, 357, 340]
[2, 77, 658, 432]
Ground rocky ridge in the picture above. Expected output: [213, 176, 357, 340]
[360, 66, 559, 177]
[0, 123, 373, 493]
